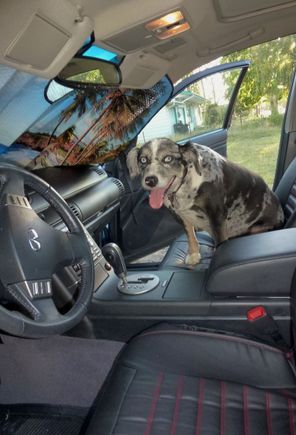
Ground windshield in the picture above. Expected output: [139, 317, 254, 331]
[0, 65, 172, 169]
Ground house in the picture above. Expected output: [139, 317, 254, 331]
[138, 90, 205, 143]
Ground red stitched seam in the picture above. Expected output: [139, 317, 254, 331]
[144, 372, 164, 435]
[266, 392, 273, 435]
[195, 378, 205, 435]
[243, 385, 249, 435]
[220, 381, 226, 435]
[169, 375, 184, 435]
[140, 330, 283, 354]
[289, 398, 295, 435]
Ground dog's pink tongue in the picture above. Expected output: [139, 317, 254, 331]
[149, 188, 166, 209]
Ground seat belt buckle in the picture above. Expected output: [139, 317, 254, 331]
[246, 306, 289, 349]
[247, 306, 267, 322]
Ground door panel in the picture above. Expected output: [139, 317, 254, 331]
[179, 129, 228, 156]
[117, 61, 250, 260]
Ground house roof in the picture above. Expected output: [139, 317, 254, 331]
[168, 90, 205, 105]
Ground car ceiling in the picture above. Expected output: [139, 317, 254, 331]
[1, 0, 296, 88]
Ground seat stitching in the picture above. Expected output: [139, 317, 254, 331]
[289, 398, 295, 435]
[243, 385, 249, 435]
[144, 372, 164, 435]
[220, 381, 226, 435]
[169, 375, 184, 435]
[140, 330, 284, 354]
[266, 392, 273, 435]
[195, 378, 205, 435]
[110, 368, 137, 435]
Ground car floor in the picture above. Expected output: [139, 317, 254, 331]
[0, 334, 124, 408]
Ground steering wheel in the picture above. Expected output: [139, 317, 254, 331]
[0, 163, 94, 337]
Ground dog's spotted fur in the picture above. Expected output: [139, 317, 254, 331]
[127, 138, 284, 265]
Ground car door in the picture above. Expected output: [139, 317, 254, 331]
[112, 61, 250, 262]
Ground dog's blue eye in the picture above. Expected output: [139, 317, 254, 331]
[140, 156, 148, 165]
[163, 155, 173, 163]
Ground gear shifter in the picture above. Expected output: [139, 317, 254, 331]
[102, 242, 160, 295]
[102, 243, 127, 286]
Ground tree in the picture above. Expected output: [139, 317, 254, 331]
[75, 84, 162, 164]
[222, 35, 296, 116]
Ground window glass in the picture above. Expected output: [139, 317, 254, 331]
[138, 68, 240, 144]
[224, 35, 296, 187]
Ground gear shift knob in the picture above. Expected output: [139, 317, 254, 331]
[102, 243, 127, 285]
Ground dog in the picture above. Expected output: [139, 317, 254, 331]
[127, 138, 284, 265]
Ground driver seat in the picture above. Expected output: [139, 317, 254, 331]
[1, 324, 296, 434]
[84, 323, 296, 434]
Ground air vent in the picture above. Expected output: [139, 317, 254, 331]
[93, 166, 106, 177]
[111, 178, 125, 196]
[69, 203, 82, 220]
[103, 24, 158, 52]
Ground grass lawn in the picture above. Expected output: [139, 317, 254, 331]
[227, 118, 282, 187]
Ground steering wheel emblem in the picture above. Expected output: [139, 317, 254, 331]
[28, 228, 41, 251]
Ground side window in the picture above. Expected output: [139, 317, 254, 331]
[225, 35, 296, 187]
[138, 68, 241, 144]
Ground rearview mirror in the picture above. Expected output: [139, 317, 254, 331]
[54, 55, 121, 88]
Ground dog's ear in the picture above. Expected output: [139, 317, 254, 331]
[179, 141, 201, 175]
[126, 147, 140, 178]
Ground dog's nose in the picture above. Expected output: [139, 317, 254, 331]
[145, 176, 158, 188]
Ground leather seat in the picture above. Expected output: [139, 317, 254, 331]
[161, 231, 215, 270]
[161, 156, 296, 270]
[85, 324, 296, 435]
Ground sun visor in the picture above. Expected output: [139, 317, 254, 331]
[0, 0, 93, 78]
[120, 52, 170, 88]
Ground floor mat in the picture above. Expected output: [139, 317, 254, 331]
[0, 335, 124, 407]
[0, 404, 87, 435]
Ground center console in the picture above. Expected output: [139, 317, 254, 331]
[83, 228, 296, 343]
[206, 228, 296, 296]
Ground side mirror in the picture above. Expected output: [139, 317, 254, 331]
[54, 55, 122, 89]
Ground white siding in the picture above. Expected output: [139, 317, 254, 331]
[138, 107, 174, 144]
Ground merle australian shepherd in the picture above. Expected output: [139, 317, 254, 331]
[127, 138, 284, 265]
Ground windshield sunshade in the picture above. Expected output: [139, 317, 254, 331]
[0, 65, 172, 169]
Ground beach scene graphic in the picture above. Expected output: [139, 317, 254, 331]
[3, 78, 171, 169]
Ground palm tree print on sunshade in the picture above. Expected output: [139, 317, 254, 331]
[26, 88, 107, 168]
[21, 77, 171, 168]
[67, 86, 165, 165]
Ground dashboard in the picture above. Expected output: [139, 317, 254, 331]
[29, 165, 124, 233]
[26, 164, 125, 306]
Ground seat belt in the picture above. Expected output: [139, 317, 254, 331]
[247, 306, 291, 352]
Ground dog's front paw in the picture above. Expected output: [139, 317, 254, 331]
[185, 252, 201, 265]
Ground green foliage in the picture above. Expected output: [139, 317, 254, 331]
[228, 116, 283, 187]
[204, 103, 225, 127]
[222, 36, 296, 114]
[70, 69, 106, 84]
[187, 80, 201, 96]
[268, 112, 284, 126]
